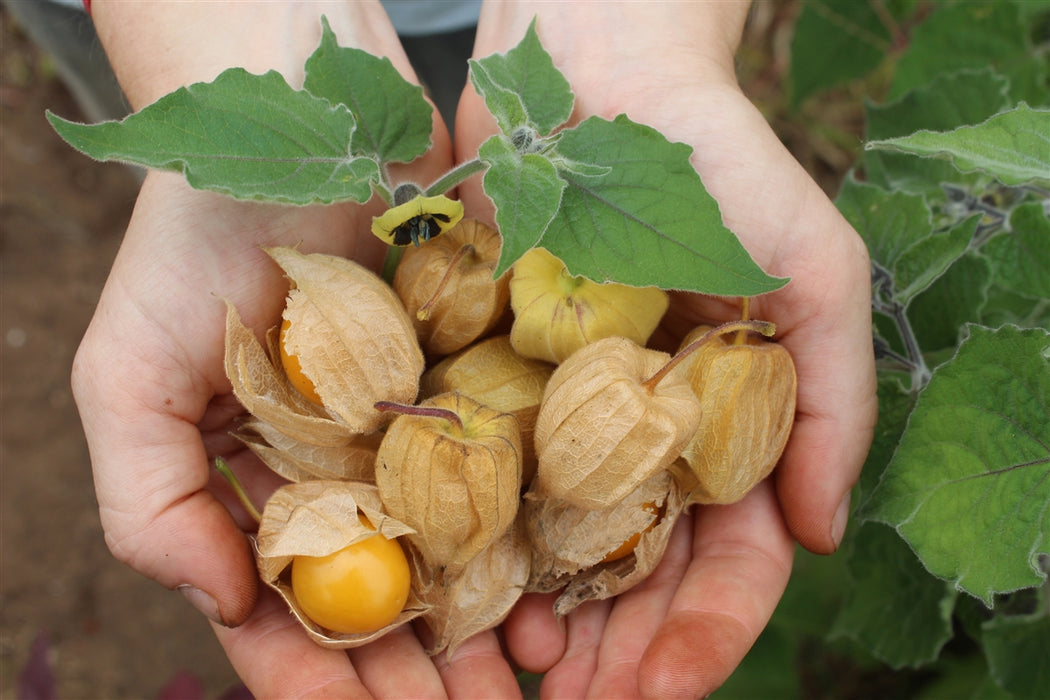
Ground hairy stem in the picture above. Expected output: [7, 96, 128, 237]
[424, 158, 488, 197]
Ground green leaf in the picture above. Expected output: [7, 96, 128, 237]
[303, 17, 431, 164]
[907, 252, 992, 353]
[891, 2, 1050, 107]
[47, 68, 379, 205]
[830, 522, 958, 669]
[539, 114, 787, 295]
[867, 104, 1050, 188]
[864, 324, 1050, 604]
[859, 377, 917, 503]
[478, 134, 565, 277]
[982, 602, 1050, 699]
[788, 0, 893, 109]
[982, 202, 1050, 302]
[862, 68, 1012, 196]
[837, 176, 976, 307]
[467, 19, 574, 135]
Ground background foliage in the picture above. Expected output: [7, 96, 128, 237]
[718, 2, 1049, 697]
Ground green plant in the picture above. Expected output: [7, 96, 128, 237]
[717, 2, 1048, 697]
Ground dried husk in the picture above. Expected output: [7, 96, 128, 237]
[393, 219, 510, 357]
[420, 335, 553, 483]
[411, 515, 531, 657]
[534, 336, 701, 510]
[255, 480, 427, 648]
[224, 301, 359, 446]
[237, 418, 380, 483]
[271, 247, 425, 433]
[375, 392, 522, 572]
[509, 247, 669, 364]
[525, 470, 687, 616]
[678, 325, 797, 504]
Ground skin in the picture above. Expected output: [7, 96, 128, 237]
[75, 1, 877, 698]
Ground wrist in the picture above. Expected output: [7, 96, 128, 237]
[90, 1, 408, 109]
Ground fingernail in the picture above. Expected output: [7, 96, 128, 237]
[831, 492, 851, 549]
[177, 584, 225, 626]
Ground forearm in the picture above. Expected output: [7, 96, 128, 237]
[90, 1, 407, 109]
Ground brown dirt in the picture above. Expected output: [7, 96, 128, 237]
[1, 10, 241, 699]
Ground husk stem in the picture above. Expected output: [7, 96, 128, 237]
[734, 297, 752, 346]
[641, 319, 776, 393]
[416, 244, 476, 321]
[374, 400, 464, 434]
[213, 456, 262, 524]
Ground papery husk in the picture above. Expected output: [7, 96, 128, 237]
[411, 515, 531, 657]
[534, 336, 701, 510]
[677, 325, 797, 505]
[509, 247, 669, 364]
[393, 219, 510, 357]
[237, 417, 380, 483]
[525, 470, 687, 617]
[375, 392, 522, 572]
[255, 480, 427, 648]
[224, 301, 360, 446]
[420, 335, 553, 483]
[271, 247, 424, 433]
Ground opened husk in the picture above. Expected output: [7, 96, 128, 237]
[272, 247, 425, 434]
[375, 392, 522, 572]
[678, 325, 797, 504]
[534, 336, 701, 510]
[237, 418, 380, 483]
[394, 219, 510, 356]
[509, 247, 669, 364]
[255, 480, 426, 648]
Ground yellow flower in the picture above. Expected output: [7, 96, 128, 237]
[372, 194, 465, 247]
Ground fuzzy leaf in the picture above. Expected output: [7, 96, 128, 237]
[541, 115, 786, 295]
[830, 522, 957, 668]
[48, 68, 380, 204]
[304, 17, 432, 163]
[867, 104, 1050, 188]
[982, 202, 1050, 302]
[981, 604, 1050, 698]
[467, 18, 573, 135]
[478, 134, 565, 276]
[864, 324, 1050, 603]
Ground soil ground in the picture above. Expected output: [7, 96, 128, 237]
[1, 9, 242, 699]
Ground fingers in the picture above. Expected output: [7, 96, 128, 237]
[347, 625, 447, 699]
[538, 598, 612, 699]
[212, 589, 373, 699]
[638, 481, 794, 699]
[431, 630, 524, 699]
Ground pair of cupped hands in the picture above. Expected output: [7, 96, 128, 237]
[76, 2, 877, 698]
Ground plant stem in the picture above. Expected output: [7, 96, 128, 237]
[213, 457, 262, 524]
[424, 158, 488, 197]
[382, 246, 404, 285]
[734, 297, 752, 346]
[642, 319, 775, 392]
[374, 400, 464, 433]
[870, 261, 930, 391]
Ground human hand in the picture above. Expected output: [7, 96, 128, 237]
[74, 3, 525, 696]
[454, 2, 878, 696]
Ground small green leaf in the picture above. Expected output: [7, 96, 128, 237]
[837, 176, 977, 307]
[864, 324, 1050, 603]
[981, 604, 1050, 698]
[788, 0, 893, 109]
[468, 61, 530, 135]
[47, 68, 379, 204]
[982, 202, 1050, 302]
[304, 17, 432, 163]
[862, 68, 1012, 195]
[830, 522, 958, 669]
[478, 135, 565, 278]
[540, 114, 786, 295]
[867, 104, 1050, 188]
[907, 252, 992, 353]
[467, 19, 574, 135]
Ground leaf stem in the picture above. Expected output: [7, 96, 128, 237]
[424, 158, 488, 197]
[213, 457, 262, 524]
[871, 261, 931, 391]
